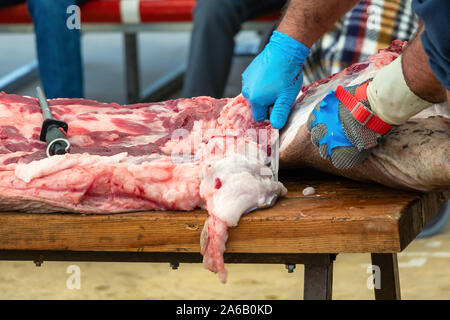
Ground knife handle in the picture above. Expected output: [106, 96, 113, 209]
[39, 119, 69, 142]
[45, 125, 70, 156]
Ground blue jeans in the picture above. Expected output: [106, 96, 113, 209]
[181, 0, 286, 98]
[412, 0, 450, 90]
[27, 0, 83, 98]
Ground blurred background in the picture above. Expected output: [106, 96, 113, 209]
[0, 29, 449, 300]
[0, 31, 255, 102]
[0, 0, 449, 299]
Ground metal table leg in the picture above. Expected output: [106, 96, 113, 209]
[303, 254, 335, 300]
[371, 253, 401, 300]
[124, 32, 140, 104]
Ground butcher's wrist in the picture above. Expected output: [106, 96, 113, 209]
[276, 22, 314, 48]
[447, 91, 450, 110]
[401, 26, 446, 104]
[270, 30, 310, 63]
[367, 56, 432, 125]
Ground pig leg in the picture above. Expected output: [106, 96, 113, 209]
[280, 116, 450, 192]
[200, 215, 229, 283]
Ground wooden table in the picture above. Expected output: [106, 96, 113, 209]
[0, 169, 447, 299]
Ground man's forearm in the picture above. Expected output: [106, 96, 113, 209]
[277, 0, 360, 48]
[366, 25, 446, 125]
[447, 91, 450, 108]
[401, 26, 446, 104]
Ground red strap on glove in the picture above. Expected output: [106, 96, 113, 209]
[335, 82, 393, 135]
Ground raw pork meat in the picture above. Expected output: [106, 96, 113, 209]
[1, 41, 448, 284]
[0, 93, 286, 283]
[281, 40, 450, 192]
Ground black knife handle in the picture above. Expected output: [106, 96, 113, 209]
[45, 125, 70, 156]
[40, 119, 69, 142]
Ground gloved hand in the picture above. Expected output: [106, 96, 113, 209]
[306, 55, 434, 170]
[242, 30, 310, 129]
[306, 81, 394, 169]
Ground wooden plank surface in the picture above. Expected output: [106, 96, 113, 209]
[0, 170, 447, 253]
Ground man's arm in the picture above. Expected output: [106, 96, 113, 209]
[242, 0, 360, 129]
[402, 25, 446, 104]
[277, 0, 360, 47]
[365, 25, 446, 125]
[411, 0, 450, 109]
[307, 23, 447, 169]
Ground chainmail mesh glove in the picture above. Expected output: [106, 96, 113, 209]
[306, 81, 394, 169]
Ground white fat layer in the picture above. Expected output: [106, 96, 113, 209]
[201, 154, 287, 227]
[15, 152, 129, 183]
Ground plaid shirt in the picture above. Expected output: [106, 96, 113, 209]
[303, 0, 419, 85]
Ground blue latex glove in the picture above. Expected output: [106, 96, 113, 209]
[242, 30, 310, 129]
[306, 82, 393, 169]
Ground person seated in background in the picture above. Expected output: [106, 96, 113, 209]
[181, 0, 287, 99]
[0, 0, 88, 98]
[181, 0, 418, 98]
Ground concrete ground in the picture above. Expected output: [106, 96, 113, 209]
[0, 32, 449, 300]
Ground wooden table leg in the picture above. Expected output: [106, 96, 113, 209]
[303, 261, 334, 300]
[370, 253, 401, 300]
[124, 32, 140, 104]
